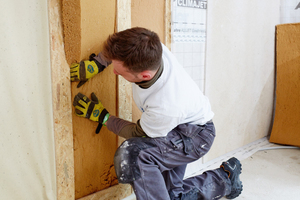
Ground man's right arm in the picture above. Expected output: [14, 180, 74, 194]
[92, 52, 112, 68]
[70, 52, 111, 88]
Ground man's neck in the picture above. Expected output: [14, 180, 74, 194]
[135, 61, 164, 89]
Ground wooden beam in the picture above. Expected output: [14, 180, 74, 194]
[48, 0, 75, 199]
[165, 0, 172, 50]
[116, 0, 132, 146]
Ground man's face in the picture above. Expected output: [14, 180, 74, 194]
[112, 60, 143, 83]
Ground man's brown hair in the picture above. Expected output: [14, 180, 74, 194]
[102, 27, 162, 72]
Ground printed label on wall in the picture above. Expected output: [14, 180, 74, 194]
[177, 0, 207, 9]
[172, 0, 207, 43]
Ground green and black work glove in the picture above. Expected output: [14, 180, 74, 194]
[73, 92, 110, 133]
[70, 54, 105, 88]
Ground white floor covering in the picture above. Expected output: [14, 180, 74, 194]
[122, 137, 300, 200]
[231, 147, 300, 200]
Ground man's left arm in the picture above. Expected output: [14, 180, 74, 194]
[73, 92, 147, 138]
[106, 116, 147, 138]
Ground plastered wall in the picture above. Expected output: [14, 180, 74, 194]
[205, 0, 280, 160]
[0, 1, 57, 199]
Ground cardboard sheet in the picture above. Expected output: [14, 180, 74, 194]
[269, 23, 300, 147]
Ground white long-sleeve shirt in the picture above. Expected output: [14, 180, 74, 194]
[132, 44, 214, 138]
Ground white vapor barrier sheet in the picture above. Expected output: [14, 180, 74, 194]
[0, 1, 56, 200]
[171, 0, 207, 91]
[280, 0, 300, 23]
[171, 0, 208, 176]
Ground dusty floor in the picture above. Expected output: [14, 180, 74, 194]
[123, 139, 300, 200]
[229, 147, 300, 200]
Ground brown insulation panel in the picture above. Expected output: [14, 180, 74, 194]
[270, 23, 300, 147]
[62, 0, 118, 199]
[131, 0, 165, 43]
[131, 0, 166, 123]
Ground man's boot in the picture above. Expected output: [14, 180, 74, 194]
[220, 157, 243, 199]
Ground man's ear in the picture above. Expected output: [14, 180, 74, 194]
[139, 71, 153, 81]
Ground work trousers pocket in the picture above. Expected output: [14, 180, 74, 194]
[155, 122, 216, 161]
[159, 131, 184, 152]
[154, 130, 189, 162]
[193, 122, 215, 156]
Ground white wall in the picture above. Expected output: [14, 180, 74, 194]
[205, 0, 280, 160]
[172, 0, 281, 176]
[0, 1, 56, 199]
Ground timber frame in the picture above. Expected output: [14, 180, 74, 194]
[49, 0, 171, 199]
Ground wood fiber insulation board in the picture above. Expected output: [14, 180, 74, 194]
[270, 23, 300, 147]
[77, 0, 133, 199]
[131, 0, 166, 123]
[131, 0, 165, 43]
[62, 0, 119, 199]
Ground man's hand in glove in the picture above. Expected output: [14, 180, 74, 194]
[70, 54, 105, 88]
[73, 92, 109, 133]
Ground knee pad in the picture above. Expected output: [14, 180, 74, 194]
[114, 137, 156, 183]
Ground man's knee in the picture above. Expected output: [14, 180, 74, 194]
[114, 137, 156, 183]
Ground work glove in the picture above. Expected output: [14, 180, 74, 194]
[70, 54, 105, 88]
[73, 92, 110, 133]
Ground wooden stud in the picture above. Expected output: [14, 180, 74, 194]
[48, 0, 75, 199]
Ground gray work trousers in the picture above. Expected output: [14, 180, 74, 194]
[114, 122, 232, 200]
